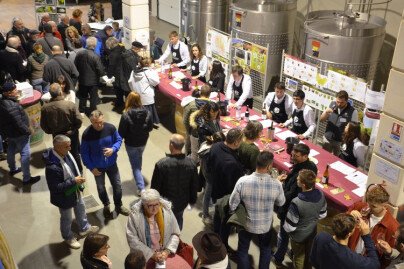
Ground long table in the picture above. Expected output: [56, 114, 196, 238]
[156, 68, 364, 211]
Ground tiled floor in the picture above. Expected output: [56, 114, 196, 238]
[0, 1, 292, 268]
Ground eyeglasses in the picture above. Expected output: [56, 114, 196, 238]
[146, 203, 160, 209]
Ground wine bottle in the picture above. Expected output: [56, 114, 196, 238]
[194, 80, 199, 90]
[168, 66, 173, 79]
[322, 164, 330, 184]
[262, 103, 267, 120]
[245, 107, 250, 122]
[267, 121, 274, 140]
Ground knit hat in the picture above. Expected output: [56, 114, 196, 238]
[132, 41, 144, 49]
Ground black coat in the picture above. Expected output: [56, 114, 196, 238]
[208, 142, 244, 200]
[0, 96, 30, 138]
[43, 54, 79, 92]
[107, 45, 131, 92]
[74, 49, 104, 86]
[7, 27, 31, 56]
[0, 49, 27, 82]
[151, 154, 199, 214]
[277, 159, 318, 219]
[111, 0, 123, 20]
[118, 107, 153, 147]
[209, 72, 226, 93]
[80, 252, 109, 269]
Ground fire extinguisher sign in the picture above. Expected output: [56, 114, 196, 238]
[235, 12, 242, 27]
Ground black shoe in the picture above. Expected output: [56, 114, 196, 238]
[22, 176, 41, 185]
[103, 205, 113, 218]
[153, 124, 159, 129]
[9, 167, 22, 176]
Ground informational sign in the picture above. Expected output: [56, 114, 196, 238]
[283, 54, 317, 85]
[230, 38, 268, 75]
[250, 44, 267, 75]
[301, 85, 334, 111]
[327, 70, 367, 103]
[35, 0, 66, 25]
[206, 28, 230, 77]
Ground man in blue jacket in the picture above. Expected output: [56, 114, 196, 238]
[81, 110, 129, 218]
[43, 135, 99, 249]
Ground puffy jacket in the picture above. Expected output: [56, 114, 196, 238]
[128, 68, 160, 106]
[0, 48, 27, 82]
[118, 107, 153, 147]
[183, 97, 210, 135]
[80, 252, 109, 269]
[74, 48, 104, 86]
[107, 45, 131, 92]
[40, 96, 82, 135]
[151, 154, 199, 213]
[189, 110, 221, 144]
[0, 96, 30, 138]
[43, 149, 80, 209]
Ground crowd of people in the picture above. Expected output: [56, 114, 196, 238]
[0, 7, 403, 269]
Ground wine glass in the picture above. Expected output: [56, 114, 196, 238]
[360, 205, 371, 218]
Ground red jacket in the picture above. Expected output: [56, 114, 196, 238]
[348, 201, 399, 269]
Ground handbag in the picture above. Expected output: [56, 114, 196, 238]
[176, 238, 194, 267]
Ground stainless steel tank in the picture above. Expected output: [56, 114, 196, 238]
[180, 0, 229, 52]
[230, 0, 297, 98]
[303, 10, 386, 81]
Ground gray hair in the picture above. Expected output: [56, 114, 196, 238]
[49, 83, 61, 98]
[86, 36, 98, 49]
[48, 21, 57, 27]
[90, 110, 103, 120]
[53, 135, 71, 146]
[7, 36, 19, 48]
[141, 189, 160, 203]
[12, 17, 22, 26]
[105, 37, 119, 50]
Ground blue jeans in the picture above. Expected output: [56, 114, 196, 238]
[31, 78, 49, 93]
[94, 163, 123, 207]
[7, 135, 31, 182]
[238, 229, 272, 269]
[273, 218, 289, 263]
[58, 196, 90, 240]
[126, 145, 145, 191]
[174, 210, 184, 231]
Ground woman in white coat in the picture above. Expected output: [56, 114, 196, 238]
[128, 57, 160, 127]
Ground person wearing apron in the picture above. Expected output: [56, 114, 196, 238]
[263, 82, 293, 123]
[190, 44, 208, 83]
[280, 89, 316, 140]
[225, 65, 253, 109]
[320, 90, 358, 156]
[157, 31, 190, 70]
[339, 122, 367, 168]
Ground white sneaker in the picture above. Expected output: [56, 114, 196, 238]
[65, 238, 81, 249]
[79, 225, 100, 237]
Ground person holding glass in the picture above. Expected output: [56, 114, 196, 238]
[126, 189, 191, 269]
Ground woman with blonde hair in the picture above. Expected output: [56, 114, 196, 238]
[118, 92, 153, 195]
[65, 26, 82, 51]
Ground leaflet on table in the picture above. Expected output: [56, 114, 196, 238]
[172, 71, 187, 80]
[16, 82, 33, 99]
[329, 161, 356, 175]
[345, 170, 368, 188]
[169, 81, 183, 90]
[248, 115, 261, 121]
[275, 130, 297, 141]
[260, 119, 277, 129]
[309, 149, 320, 157]
[352, 186, 366, 197]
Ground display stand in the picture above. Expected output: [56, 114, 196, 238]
[19, 90, 43, 145]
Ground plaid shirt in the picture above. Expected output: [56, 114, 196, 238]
[229, 172, 285, 234]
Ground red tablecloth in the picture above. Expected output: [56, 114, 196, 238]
[19, 90, 42, 107]
[157, 69, 363, 210]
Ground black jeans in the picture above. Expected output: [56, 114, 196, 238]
[77, 85, 99, 113]
[114, 85, 128, 107]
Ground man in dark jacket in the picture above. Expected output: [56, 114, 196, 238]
[40, 83, 83, 173]
[43, 45, 79, 93]
[43, 134, 99, 249]
[75, 36, 105, 114]
[7, 17, 31, 57]
[57, 15, 70, 49]
[0, 36, 27, 82]
[151, 134, 199, 230]
[95, 25, 113, 66]
[81, 110, 129, 218]
[106, 37, 130, 111]
[273, 143, 318, 267]
[0, 82, 39, 184]
[36, 23, 64, 57]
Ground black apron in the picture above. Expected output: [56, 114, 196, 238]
[171, 43, 186, 70]
[232, 75, 253, 109]
[325, 102, 355, 142]
[269, 95, 288, 123]
[291, 109, 308, 134]
[191, 58, 206, 83]
[339, 142, 357, 167]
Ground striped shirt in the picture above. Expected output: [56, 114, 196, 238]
[229, 172, 285, 234]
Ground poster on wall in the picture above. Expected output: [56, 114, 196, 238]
[301, 84, 334, 111]
[231, 38, 251, 74]
[327, 70, 367, 102]
[250, 44, 267, 75]
[206, 28, 231, 78]
[283, 54, 317, 85]
[35, 0, 66, 26]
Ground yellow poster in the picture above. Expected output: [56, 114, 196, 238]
[250, 44, 267, 74]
